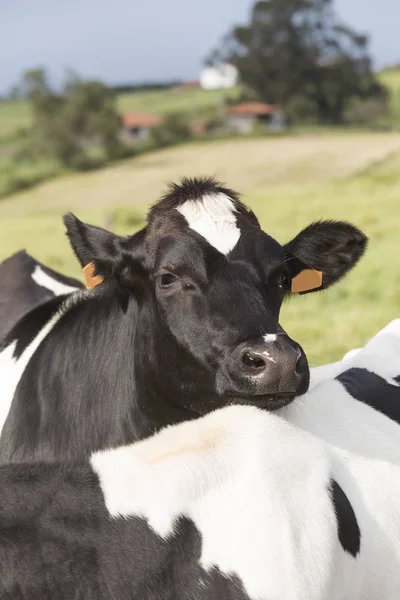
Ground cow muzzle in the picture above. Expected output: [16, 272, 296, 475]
[222, 334, 310, 409]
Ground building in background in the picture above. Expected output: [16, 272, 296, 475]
[225, 102, 285, 134]
[121, 111, 162, 142]
[200, 63, 239, 90]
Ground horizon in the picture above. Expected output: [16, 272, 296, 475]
[1, 0, 400, 96]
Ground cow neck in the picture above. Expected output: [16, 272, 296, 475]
[0, 294, 67, 357]
[130, 302, 218, 439]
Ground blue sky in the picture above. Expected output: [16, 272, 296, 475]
[1, 0, 399, 94]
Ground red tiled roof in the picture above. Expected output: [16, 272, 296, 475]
[122, 111, 162, 129]
[227, 102, 278, 116]
[179, 79, 201, 88]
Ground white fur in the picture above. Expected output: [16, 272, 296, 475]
[309, 319, 400, 389]
[342, 348, 361, 361]
[263, 334, 277, 343]
[92, 399, 400, 600]
[0, 291, 87, 435]
[92, 406, 337, 600]
[177, 193, 241, 255]
[91, 319, 400, 599]
[283, 320, 400, 463]
[262, 334, 278, 362]
[31, 266, 79, 296]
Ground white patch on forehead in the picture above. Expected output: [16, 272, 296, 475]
[264, 334, 277, 343]
[31, 266, 79, 296]
[176, 193, 241, 255]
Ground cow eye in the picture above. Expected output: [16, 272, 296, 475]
[159, 273, 178, 287]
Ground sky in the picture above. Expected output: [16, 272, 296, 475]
[1, 0, 400, 95]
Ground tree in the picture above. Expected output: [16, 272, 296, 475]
[19, 68, 122, 167]
[151, 113, 192, 147]
[208, 0, 386, 124]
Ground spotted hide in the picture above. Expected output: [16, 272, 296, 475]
[0, 177, 367, 462]
[0, 250, 82, 343]
[2, 393, 400, 599]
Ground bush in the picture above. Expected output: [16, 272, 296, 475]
[151, 114, 192, 147]
[1, 163, 61, 198]
[68, 152, 106, 172]
[107, 144, 137, 161]
[18, 68, 122, 168]
[285, 96, 319, 125]
[344, 96, 389, 126]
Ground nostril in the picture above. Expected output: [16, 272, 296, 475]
[241, 350, 266, 372]
[295, 351, 307, 376]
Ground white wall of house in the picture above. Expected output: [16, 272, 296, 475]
[226, 111, 286, 134]
[200, 63, 239, 90]
[226, 114, 256, 134]
[120, 127, 151, 144]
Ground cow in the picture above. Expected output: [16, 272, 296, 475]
[2, 377, 400, 599]
[0, 250, 83, 343]
[0, 177, 367, 462]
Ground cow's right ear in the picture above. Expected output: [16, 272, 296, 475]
[63, 214, 146, 287]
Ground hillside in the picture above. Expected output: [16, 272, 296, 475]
[0, 86, 240, 141]
[1, 66, 399, 140]
[379, 67, 400, 121]
[1, 131, 400, 364]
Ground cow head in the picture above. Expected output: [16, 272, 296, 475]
[64, 177, 367, 422]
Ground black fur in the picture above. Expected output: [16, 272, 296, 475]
[336, 368, 400, 424]
[10, 295, 67, 360]
[329, 478, 361, 557]
[0, 177, 368, 462]
[0, 461, 250, 599]
[0, 250, 83, 343]
[284, 220, 367, 292]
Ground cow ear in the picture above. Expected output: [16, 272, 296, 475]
[63, 214, 146, 287]
[284, 220, 368, 294]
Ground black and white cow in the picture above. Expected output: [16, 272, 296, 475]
[286, 319, 400, 461]
[3, 322, 400, 600]
[0, 177, 367, 462]
[0, 250, 83, 343]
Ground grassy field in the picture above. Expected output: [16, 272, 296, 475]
[0, 101, 31, 139]
[379, 68, 400, 122]
[118, 86, 239, 117]
[1, 131, 400, 365]
[0, 65, 398, 139]
[0, 86, 239, 142]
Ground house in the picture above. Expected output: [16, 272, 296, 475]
[121, 111, 163, 143]
[200, 63, 239, 90]
[189, 119, 220, 136]
[176, 79, 201, 90]
[225, 102, 285, 134]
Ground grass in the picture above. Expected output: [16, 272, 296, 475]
[0, 86, 240, 142]
[1, 66, 399, 141]
[117, 86, 240, 118]
[379, 68, 400, 123]
[1, 131, 400, 365]
[0, 101, 31, 140]
[0, 69, 398, 200]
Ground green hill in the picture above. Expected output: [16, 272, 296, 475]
[379, 67, 400, 122]
[1, 66, 400, 141]
[0, 86, 240, 142]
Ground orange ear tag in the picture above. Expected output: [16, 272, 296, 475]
[291, 269, 322, 293]
[83, 262, 104, 289]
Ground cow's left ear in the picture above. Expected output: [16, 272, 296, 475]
[284, 220, 368, 294]
[63, 214, 147, 288]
